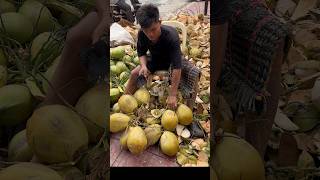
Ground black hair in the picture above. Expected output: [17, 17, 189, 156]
[136, 4, 160, 28]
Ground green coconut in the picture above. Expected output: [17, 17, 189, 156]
[110, 65, 121, 75]
[118, 94, 138, 114]
[122, 55, 132, 63]
[119, 71, 130, 82]
[110, 46, 125, 60]
[110, 88, 121, 104]
[0, 84, 33, 126]
[127, 126, 147, 155]
[42, 55, 61, 93]
[213, 133, 265, 180]
[110, 113, 130, 133]
[134, 88, 150, 105]
[75, 84, 107, 143]
[292, 105, 320, 132]
[176, 104, 193, 125]
[133, 56, 140, 65]
[8, 129, 33, 162]
[19, 0, 55, 34]
[110, 60, 115, 66]
[0, 49, 7, 66]
[0, 162, 63, 180]
[144, 124, 162, 146]
[116, 61, 128, 73]
[120, 129, 129, 149]
[0, 12, 33, 43]
[31, 32, 54, 59]
[113, 103, 120, 113]
[56, 167, 84, 180]
[0, 0, 16, 13]
[26, 105, 89, 164]
[0, 65, 7, 88]
[160, 131, 179, 156]
[161, 110, 178, 131]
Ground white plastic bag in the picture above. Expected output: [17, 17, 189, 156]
[110, 23, 134, 47]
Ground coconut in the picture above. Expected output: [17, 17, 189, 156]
[110, 65, 121, 75]
[0, 12, 33, 43]
[213, 133, 265, 180]
[110, 46, 125, 60]
[110, 88, 121, 104]
[134, 88, 150, 105]
[0, 84, 33, 126]
[161, 110, 178, 131]
[119, 71, 130, 82]
[145, 117, 160, 125]
[144, 124, 162, 146]
[118, 94, 138, 114]
[116, 61, 128, 73]
[189, 47, 201, 58]
[133, 56, 140, 65]
[0, 65, 7, 88]
[75, 84, 107, 143]
[110, 113, 130, 133]
[31, 32, 54, 59]
[26, 105, 89, 164]
[112, 103, 120, 113]
[8, 129, 33, 162]
[127, 126, 147, 155]
[0, 0, 16, 13]
[160, 131, 179, 156]
[42, 55, 61, 93]
[19, 0, 54, 34]
[122, 55, 132, 63]
[56, 167, 84, 180]
[0, 162, 63, 180]
[120, 129, 129, 149]
[0, 49, 7, 66]
[176, 104, 193, 125]
[110, 60, 115, 66]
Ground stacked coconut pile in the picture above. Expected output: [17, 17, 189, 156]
[109, 44, 210, 167]
[0, 0, 108, 179]
[109, 13, 211, 167]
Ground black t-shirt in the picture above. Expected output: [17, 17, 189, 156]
[137, 25, 182, 73]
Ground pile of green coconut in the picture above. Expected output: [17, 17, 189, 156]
[109, 45, 210, 167]
[0, 0, 108, 179]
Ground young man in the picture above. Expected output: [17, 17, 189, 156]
[212, 0, 290, 158]
[42, 0, 108, 106]
[125, 4, 182, 110]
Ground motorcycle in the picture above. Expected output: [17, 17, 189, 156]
[111, 0, 141, 23]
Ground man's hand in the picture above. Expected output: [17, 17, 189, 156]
[139, 65, 150, 78]
[166, 95, 177, 110]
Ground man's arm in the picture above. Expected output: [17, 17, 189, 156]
[169, 69, 181, 97]
[95, 0, 107, 19]
[92, 0, 108, 44]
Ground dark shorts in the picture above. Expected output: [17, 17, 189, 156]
[216, 1, 290, 114]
